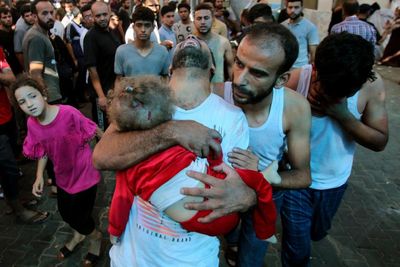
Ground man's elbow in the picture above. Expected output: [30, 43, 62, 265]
[369, 138, 388, 152]
[92, 148, 108, 170]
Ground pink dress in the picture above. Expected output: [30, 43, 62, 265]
[23, 105, 101, 194]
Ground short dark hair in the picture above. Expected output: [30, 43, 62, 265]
[202, 0, 216, 7]
[80, 3, 91, 14]
[64, 0, 76, 5]
[11, 74, 48, 99]
[0, 7, 10, 16]
[161, 5, 174, 17]
[177, 2, 190, 12]
[248, 3, 275, 23]
[16, 0, 29, 13]
[343, 0, 359, 16]
[131, 6, 155, 23]
[31, 0, 52, 14]
[287, 0, 303, 4]
[194, 3, 214, 15]
[315, 32, 376, 97]
[20, 4, 32, 16]
[242, 23, 299, 75]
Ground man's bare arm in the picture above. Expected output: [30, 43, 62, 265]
[29, 63, 46, 89]
[308, 45, 317, 64]
[88, 67, 107, 110]
[92, 121, 222, 170]
[224, 39, 234, 80]
[0, 68, 15, 85]
[278, 89, 311, 188]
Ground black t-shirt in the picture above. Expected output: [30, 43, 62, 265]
[0, 29, 23, 74]
[84, 25, 121, 93]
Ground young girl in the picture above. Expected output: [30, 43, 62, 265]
[12, 75, 103, 267]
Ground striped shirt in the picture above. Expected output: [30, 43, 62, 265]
[330, 15, 376, 45]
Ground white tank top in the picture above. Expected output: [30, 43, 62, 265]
[297, 65, 361, 189]
[224, 83, 287, 170]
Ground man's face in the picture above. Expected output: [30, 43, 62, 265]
[194, 9, 212, 34]
[78, 0, 90, 8]
[178, 7, 189, 21]
[232, 37, 284, 105]
[35, 1, 55, 30]
[0, 12, 13, 28]
[144, 0, 160, 14]
[133, 20, 154, 41]
[92, 3, 110, 29]
[122, 0, 130, 9]
[64, 2, 74, 13]
[162, 11, 174, 27]
[82, 9, 93, 28]
[23, 11, 36, 25]
[287, 1, 303, 20]
[215, 0, 224, 9]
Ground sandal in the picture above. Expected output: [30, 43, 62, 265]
[58, 246, 73, 260]
[224, 245, 238, 267]
[17, 210, 50, 224]
[83, 252, 100, 267]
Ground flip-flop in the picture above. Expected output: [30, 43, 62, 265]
[58, 246, 73, 260]
[18, 211, 50, 224]
[83, 252, 100, 267]
[224, 245, 238, 267]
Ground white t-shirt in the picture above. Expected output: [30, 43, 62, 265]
[109, 93, 249, 267]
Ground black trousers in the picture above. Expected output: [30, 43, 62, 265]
[57, 184, 97, 235]
[0, 135, 19, 200]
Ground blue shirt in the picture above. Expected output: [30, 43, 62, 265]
[159, 24, 177, 65]
[282, 17, 320, 68]
[330, 15, 376, 45]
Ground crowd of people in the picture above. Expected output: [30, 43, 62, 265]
[0, 0, 393, 266]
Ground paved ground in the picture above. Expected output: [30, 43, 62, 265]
[0, 65, 399, 267]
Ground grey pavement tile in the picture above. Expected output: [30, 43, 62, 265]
[357, 248, 385, 267]
[0, 249, 25, 266]
[342, 259, 370, 267]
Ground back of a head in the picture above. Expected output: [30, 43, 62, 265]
[243, 23, 299, 75]
[342, 0, 359, 16]
[358, 3, 371, 16]
[248, 3, 274, 24]
[108, 76, 174, 131]
[132, 6, 155, 23]
[315, 32, 375, 98]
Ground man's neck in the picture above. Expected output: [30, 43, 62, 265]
[35, 23, 49, 35]
[181, 18, 190, 24]
[0, 25, 10, 32]
[170, 68, 211, 110]
[163, 23, 172, 30]
[73, 17, 81, 24]
[133, 38, 151, 49]
[289, 16, 302, 24]
[195, 30, 212, 41]
[237, 91, 274, 126]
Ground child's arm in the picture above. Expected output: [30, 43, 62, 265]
[32, 156, 48, 197]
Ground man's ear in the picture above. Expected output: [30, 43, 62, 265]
[209, 65, 215, 81]
[275, 72, 290, 87]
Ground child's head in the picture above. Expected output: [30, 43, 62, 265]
[12, 74, 49, 117]
[107, 76, 174, 131]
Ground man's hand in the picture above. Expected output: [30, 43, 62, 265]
[261, 161, 282, 186]
[172, 120, 222, 158]
[98, 96, 108, 111]
[181, 163, 257, 223]
[228, 147, 258, 170]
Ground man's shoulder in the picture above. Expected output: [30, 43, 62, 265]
[153, 42, 169, 54]
[209, 93, 244, 116]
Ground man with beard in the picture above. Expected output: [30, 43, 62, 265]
[14, 3, 35, 68]
[22, 0, 61, 103]
[281, 0, 319, 68]
[193, 3, 233, 87]
[114, 7, 169, 80]
[214, 22, 312, 267]
[0, 7, 23, 75]
[84, 1, 121, 130]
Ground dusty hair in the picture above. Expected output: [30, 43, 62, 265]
[11, 73, 48, 99]
[107, 76, 174, 131]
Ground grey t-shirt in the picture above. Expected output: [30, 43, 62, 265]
[14, 17, 31, 53]
[114, 43, 169, 77]
[22, 25, 61, 102]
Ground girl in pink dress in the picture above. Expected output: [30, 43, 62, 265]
[12, 75, 103, 267]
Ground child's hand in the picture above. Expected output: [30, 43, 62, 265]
[261, 161, 282, 186]
[110, 234, 120, 245]
[32, 176, 44, 197]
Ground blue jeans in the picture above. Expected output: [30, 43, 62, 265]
[280, 183, 348, 267]
[225, 190, 285, 267]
